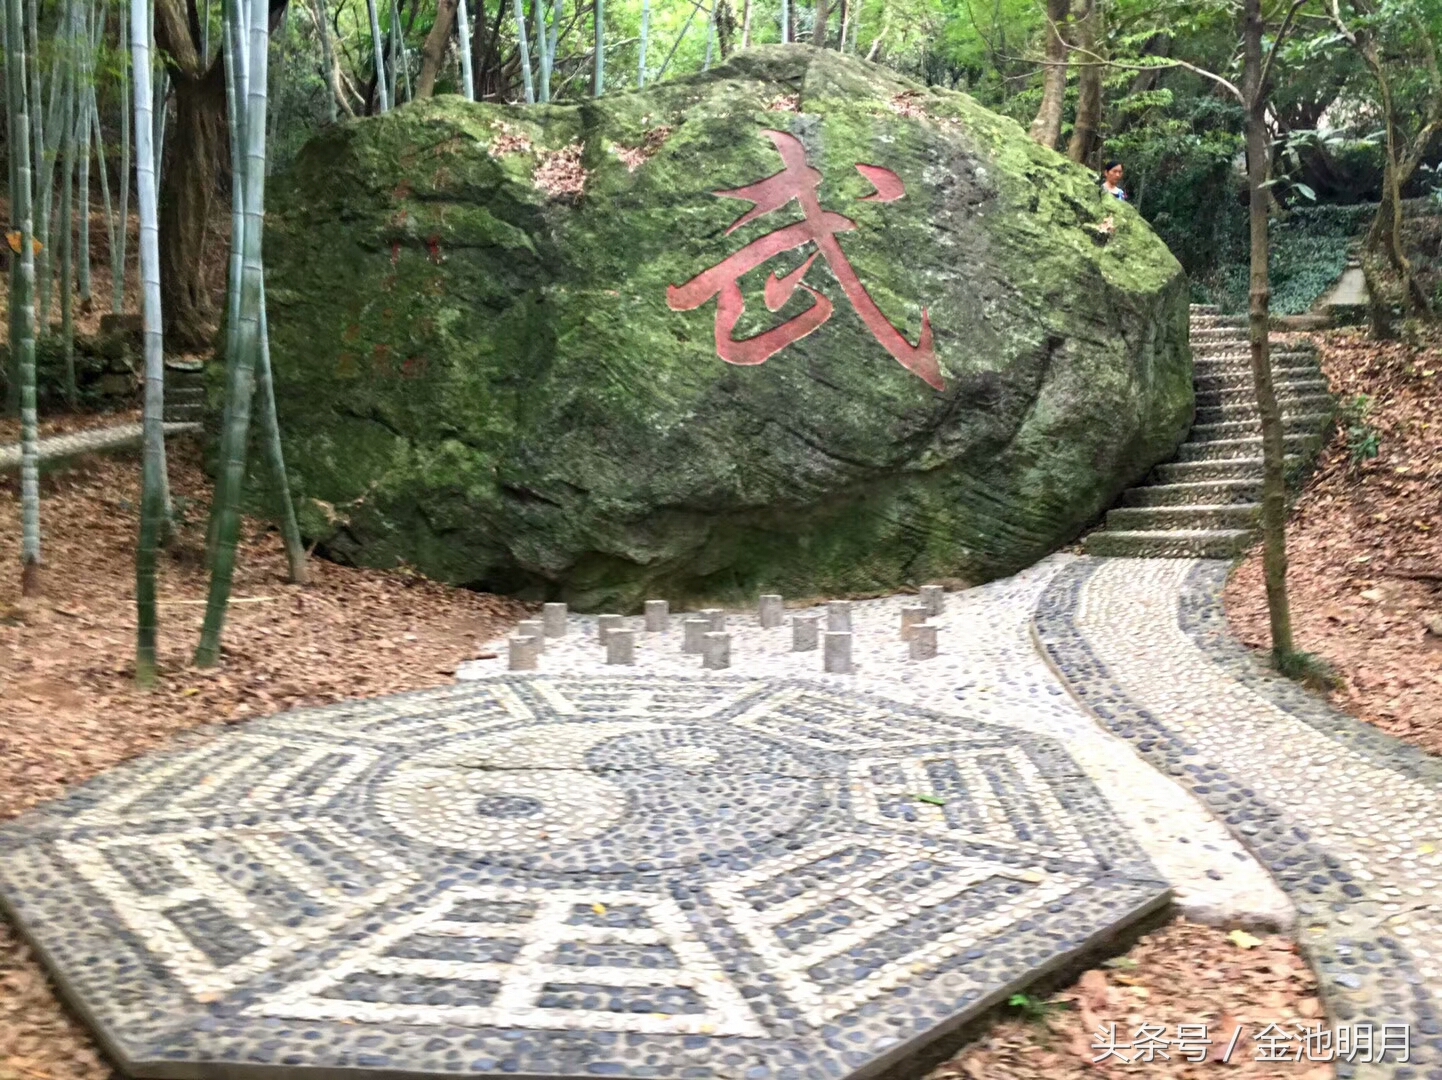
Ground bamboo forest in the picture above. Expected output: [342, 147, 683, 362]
[1, 0, 1441, 1073]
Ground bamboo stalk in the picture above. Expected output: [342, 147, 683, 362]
[7, 0, 42, 595]
[115, 0, 129, 311]
[196, 0, 274, 666]
[511, 0, 533, 101]
[255, 285, 308, 584]
[58, 6, 77, 403]
[455, 0, 473, 99]
[534, 0, 549, 100]
[592, 0, 603, 95]
[365, 0, 388, 111]
[129, 0, 164, 681]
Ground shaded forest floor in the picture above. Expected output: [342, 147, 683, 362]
[1225, 327, 1442, 754]
[0, 439, 527, 1078]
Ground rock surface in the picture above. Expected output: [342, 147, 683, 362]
[265, 46, 1191, 611]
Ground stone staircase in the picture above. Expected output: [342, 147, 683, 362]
[1082, 303, 1335, 559]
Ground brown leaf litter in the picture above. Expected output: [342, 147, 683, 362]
[1, 436, 526, 1079]
[533, 143, 588, 201]
[931, 919, 1332, 1079]
[1225, 326, 1442, 756]
[614, 126, 674, 172]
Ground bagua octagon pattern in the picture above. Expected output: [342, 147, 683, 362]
[1035, 557, 1442, 1080]
[0, 677, 1170, 1080]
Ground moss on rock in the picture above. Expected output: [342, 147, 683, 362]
[266, 45, 1191, 611]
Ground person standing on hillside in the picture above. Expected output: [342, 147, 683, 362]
[1101, 160, 1127, 200]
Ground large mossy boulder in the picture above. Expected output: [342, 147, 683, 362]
[266, 46, 1191, 611]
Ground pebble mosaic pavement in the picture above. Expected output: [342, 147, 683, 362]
[1, 554, 1438, 1080]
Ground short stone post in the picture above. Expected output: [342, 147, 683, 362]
[919, 585, 945, 618]
[519, 619, 546, 651]
[683, 618, 709, 654]
[508, 634, 540, 671]
[644, 600, 670, 632]
[909, 624, 938, 661]
[792, 614, 820, 651]
[823, 631, 852, 674]
[701, 607, 726, 632]
[542, 602, 568, 637]
[606, 629, 636, 665]
[702, 632, 731, 669]
[826, 600, 852, 632]
[899, 606, 929, 642]
[597, 614, 623, 644]
[759, 594, 783, 628]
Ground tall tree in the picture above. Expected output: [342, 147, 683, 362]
[456, 0, 474, 98]
[592, 0, 603, 94]
[813, 0, 827, 45]
[366, 0, 389, 109]
[196, 0, 273, 667]
[7, 0, 42, 596]
[152, 0, 226, 350]
[637, 0, 648, 84]
[512, 0, 534, 100]
[1066, 0, 1100, 164]
[416, 0, 457, 95]
[131, 0, 167, 682]
[1029, 0, 1069, 149]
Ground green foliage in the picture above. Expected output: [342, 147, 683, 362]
[1006, 993, 1067, 1023]
[1207, 204, 1373, 315]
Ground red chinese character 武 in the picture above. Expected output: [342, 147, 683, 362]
[666, 129, 943, 390]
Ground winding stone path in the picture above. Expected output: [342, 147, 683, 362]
[0, 555, 1437, 1079]
[0, 420, 200, 473]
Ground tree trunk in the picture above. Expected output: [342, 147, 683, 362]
[636, 0, 647, 85]
[1066, 0, 1099, 165]
[812, 0, 827, 45]
[1029, 0, 1068, 149]
[365, 0, 389, 110]
[590, 0, 603, 95]
[511, 0, 533, 100]
[739, 0, 750, 48]
[196, 0, 272, 667]
[156, 66, 224, 350]
[416, 0, 456, 95]
[455, 0, 474, 98]
[132, 0, 165, 681]
[7, 0, 43, 595]
[1242, 0, 1293, 662]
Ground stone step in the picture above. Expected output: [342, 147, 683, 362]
[1192, 346, 1317, 362]
[1195, 369, 1324, 393]
[1193, 364, 1320, 386]
[1189, 315, 1248, 330]
[1190, 413, 1333, 441]
[1083, 528, 1254, 559]
[1105, 503, 1261, 532]
[1152, 455, 1302, 483]
[1177, 433, 1321, 462]
[1189, 303, 1220, 314]
[1122, 479, 1264, 507]
[1190, 327, 1252, 340]
[1188, 356, 1320, 372]
[1194, 395, 1333, 424]
[1197, 381, 1331, 407]
[166, 387, 206, 400]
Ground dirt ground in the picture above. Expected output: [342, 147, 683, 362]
[1225, 327, 1442, 755]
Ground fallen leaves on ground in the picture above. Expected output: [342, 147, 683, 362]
[1225, 326, 1442, 755]
[0, 407, 141, 447]
[1, 436, 526, 1080]
[932, 920, 1332, 1079]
